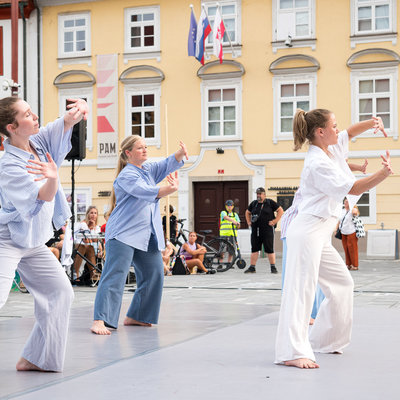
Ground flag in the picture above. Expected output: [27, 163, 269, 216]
[188, 9, 197, 57]
[195, 9, 211, 65]
[213, 8, 225, 64]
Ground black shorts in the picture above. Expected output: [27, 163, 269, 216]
[251, 226, 274, 254]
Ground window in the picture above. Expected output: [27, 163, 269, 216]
[274, 0, 314, 41]
[350, 0, 396, 47]
[58, 12, 90, 58]
[272, 74, 316, 143]
[202, 80, 242, 140]
[356, 0, 391, 34]
[351, 68, 397, 138]
[124, 6, 160, 54]
[204, 1, 240, 45]
[59, 88, 93, 151]
[125, 85, 161, 147]
[64, 187, 92, 223]
[354, 182, 376, 224]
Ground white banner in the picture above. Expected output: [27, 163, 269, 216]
[96, 54, 118, 169]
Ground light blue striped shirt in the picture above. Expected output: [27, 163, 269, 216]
[105, 154, 184, 251]
[0, 117, 72, 248]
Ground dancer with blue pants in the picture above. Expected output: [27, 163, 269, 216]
[91, 135, 187, 335]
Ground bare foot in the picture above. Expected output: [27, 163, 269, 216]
[124, 317, 152, 327]
[309, 318, 315, 325]
[91, 320, 111, 335]
[16, 358, 47, 372]
[284, 358, 320, 369]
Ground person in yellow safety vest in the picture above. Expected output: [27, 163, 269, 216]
[219, 199, 240, 264]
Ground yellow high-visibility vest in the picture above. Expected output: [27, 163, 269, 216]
[219, 211, 239, 236]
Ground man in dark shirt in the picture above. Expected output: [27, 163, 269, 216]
[244, 187, 284, 274]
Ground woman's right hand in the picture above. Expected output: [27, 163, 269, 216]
[166, 171, 179, 191]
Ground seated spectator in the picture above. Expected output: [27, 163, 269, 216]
[73, 206, 103, 281]
[162, 240, 176, 276]
[45, 226, 65, 261]
[180, 232, 216, 274]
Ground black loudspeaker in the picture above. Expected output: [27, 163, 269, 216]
[65, 119, 87, 161]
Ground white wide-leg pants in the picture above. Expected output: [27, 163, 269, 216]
[275, 214, 354, 363]
[0, 236, 74, 371]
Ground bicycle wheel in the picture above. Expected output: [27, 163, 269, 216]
[206, 238, 236, 272]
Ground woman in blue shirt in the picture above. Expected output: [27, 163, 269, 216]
[0, 96, 88, 371]
[91, 135, 187, 335]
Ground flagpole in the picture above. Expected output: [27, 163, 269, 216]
[165, 103, 170, 242]
[215, 2, 236, 58]
[202, 2, 236, 59]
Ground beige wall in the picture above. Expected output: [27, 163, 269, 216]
[40, 0, 399, 228]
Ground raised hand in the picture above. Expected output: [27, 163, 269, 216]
[176, 141, 188, 161]
[381, 150, 393, 175]
[166, 171, 179, 191]
[27, 152, 58, 181]
[372, 116, 387, 137]
[66, 98, 89, 121]
[360, 159, 368, 174]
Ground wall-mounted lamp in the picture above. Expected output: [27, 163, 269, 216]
[285, 35, 293, 47]
[2, 78, 21, 96]
[216, 147, 224, 154]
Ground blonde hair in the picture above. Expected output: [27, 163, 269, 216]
[293, 108, 332, 151]
[85, 205, 98, 229]
[109, 135, 143, 213]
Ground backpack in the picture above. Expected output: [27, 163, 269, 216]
[171, 255, 190, 275]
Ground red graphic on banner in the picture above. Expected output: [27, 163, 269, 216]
[97, 116, 115, 133]
[97, 86, 114, 99]
[97, 70, 114, 84]
[97, 103, 113, 109]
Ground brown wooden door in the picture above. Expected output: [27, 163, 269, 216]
[194, 181, 248, 236]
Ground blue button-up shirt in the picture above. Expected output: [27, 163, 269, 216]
[105, 154, 184, 251]
[0, 117, 72, 248]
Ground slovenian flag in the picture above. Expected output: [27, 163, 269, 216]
[213, 8, 225, 64]
[195, 9, 211, 65]
[187, 9, 197, 57]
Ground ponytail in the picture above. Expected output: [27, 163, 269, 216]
[293, 108, 332, 151]
[109, 135, 142, 213]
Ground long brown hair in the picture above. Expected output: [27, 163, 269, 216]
[0, 97, 21, 138]
[293, 108, 332, 151]
[109, 135, 142, 213]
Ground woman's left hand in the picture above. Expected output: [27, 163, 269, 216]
[176, 141, 188, 161]
[27, 152, 58, 181]
[381, 150, 394, 175]
[372, 116, 387, 137]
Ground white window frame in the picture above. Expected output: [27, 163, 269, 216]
[124, 6, 160, 57]
[59, 88, 93, 151]
[124, 83, 161, 148]
[272, 0, 316, 51]
[203, 0, 242, 46]
[272, 73, 316, 143]
[350, 67, 398, 139]
[64, 187, 92, 223]
[350, 0, 397, 47]
[58, 12, 91, 59]
[201, 78, 242, 142]
[353, 178, 376, 225]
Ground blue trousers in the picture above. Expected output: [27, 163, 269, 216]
[281, 238, 325, 319]
[93, 235, 164, 328]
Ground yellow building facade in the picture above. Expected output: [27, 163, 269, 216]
[37, 0, 399, 237]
